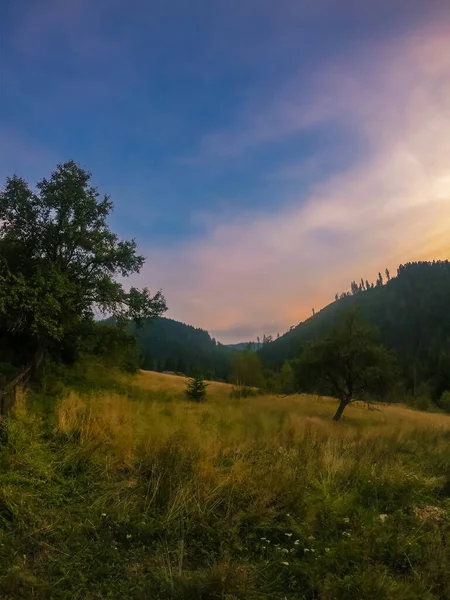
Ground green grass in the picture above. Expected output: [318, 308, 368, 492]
[1, 369, 450, 599]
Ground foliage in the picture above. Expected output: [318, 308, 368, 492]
[185, 374, 208, 402]
[0, 161, 166, 369]
[229, 349, 263, 387]
[1, 373, 450, 599]
[137, 316, 229, 379]
[230, 384, 259, 399]
[294, 311, 397, 420]
[261, 261, 450, 402]
[439, 391, 450, 414]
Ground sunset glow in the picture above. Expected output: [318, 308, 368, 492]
[2, 1, 450, 342]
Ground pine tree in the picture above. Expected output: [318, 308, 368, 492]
[185, 375, 208, 402]
[385, 268, 391, 281]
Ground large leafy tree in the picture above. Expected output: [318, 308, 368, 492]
[294, 311, 396, 421]
[0, 161, 166, 368]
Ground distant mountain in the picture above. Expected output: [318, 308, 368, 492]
[259, 261, 450, 399]
[225, 342, 263, 351]
[134, 317, 230, 379]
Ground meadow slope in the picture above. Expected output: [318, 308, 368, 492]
[1, 369, 450, 599]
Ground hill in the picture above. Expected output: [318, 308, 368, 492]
[134, 317, 230, 379]
[260, 261, 450, 400]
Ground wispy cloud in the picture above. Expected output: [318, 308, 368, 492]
[137, 21, 450, 342]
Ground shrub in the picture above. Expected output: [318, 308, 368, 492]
[439, 390, 450, 413]
[230, 385, 259, 399]
[185, 375, 208, 402]
[415, 395, 431, 411]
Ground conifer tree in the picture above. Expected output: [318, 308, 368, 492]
[185, 374, 208, 402]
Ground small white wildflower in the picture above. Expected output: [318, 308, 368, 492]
[289, 548, 295, 553]
[294, 540, 300, 545]
[286, 513, 291, 517]
[281, 561, 289, 566]
[260, 537, 267, 541]
[311, 549, 316, 553]
[101, 513, 106, 517]
[285, 533, 293, 538]
[281, 548, 289, 554]
[126, 534, 132, 539]
[343, 517, 350, 523]
[325, 548, 330, 553]
[304, 548, 310, 552]
[342, 532, 351, 537]
[308, 535, 315, 541]
[262, 546, 266, 549]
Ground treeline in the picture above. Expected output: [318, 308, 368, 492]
[335, 268, 391, 300]
[136, 317, 229, 379]
[260, 260, 450, 409]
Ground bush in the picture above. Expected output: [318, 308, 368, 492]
[439, 390, 450, 413]
[415, 395, 431, 411]
[185, 375, 208, 402]
[230, 385, 259, 399]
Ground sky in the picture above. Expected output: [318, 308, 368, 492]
[1, 0, 450, 342]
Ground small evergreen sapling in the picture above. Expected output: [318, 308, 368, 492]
[185, 375, 208, 402]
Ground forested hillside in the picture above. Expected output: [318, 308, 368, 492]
[135, 317, 230, 379]
[260, 261, 450, 400]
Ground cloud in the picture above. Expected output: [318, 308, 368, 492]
[135, 20, 450, 343]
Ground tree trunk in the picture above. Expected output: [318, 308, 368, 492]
[332, 399, 349, 422]
[31, 345, 45, 380]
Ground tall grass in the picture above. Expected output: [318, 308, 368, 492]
[1, 373, 450, 599]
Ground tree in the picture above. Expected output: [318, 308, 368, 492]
[366, 280, 370, 291]
[294, 312, 396, 421]
[185, 375, 208, 402]
[230, 350, 262, 387]
[350, 281, 359, 295]
[376, 272, 384, 287]
[279, 361, 295, 394]
[385, 268, 391, 282]
[0, 161, 167, 369]
[335, 293, 339, 302]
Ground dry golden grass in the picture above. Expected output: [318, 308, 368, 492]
[4, 371, 450, 598]
[135, 369, 233, 398]
[57, 369, 450, 472]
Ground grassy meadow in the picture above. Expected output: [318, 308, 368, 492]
[1, 368, 450, 599]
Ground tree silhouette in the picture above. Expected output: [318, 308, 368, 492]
[294, 312, 396, 421]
